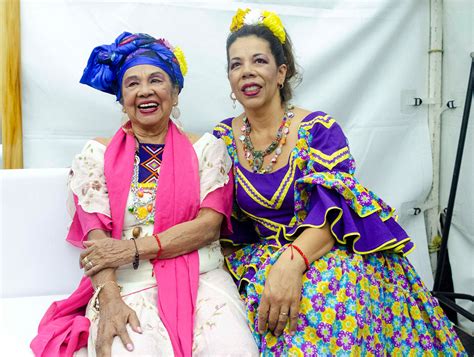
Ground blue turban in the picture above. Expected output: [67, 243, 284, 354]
[80, 32, 185, 100]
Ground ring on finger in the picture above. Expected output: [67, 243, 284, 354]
[279, 312, 288, 316]
[82, 256, 90, 266]
[86, 261, 94, 269]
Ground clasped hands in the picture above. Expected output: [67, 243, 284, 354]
[80, 238, 142, 357]
[80, 238, 135, 276]
[80, 237, 306, 339]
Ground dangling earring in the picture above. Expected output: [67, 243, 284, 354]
[230, 92, 237, 109]
[171, 104, 181, 120]
[171, 103, 184, 131]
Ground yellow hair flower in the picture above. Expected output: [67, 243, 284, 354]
[173, 46, 187, 76]
[261, 10, 286, 44]
[230, 8, 286, 44]
[230, 8, 250, 32]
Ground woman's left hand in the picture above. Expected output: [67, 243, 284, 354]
[80, 238, 135, 276]
[257, 248, 306, 337]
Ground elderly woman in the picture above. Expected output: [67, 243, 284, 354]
[31, 32, 258, 357]
[214, 9, 466, 356]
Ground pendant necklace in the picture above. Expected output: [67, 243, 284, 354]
[239, 105, 294, 173]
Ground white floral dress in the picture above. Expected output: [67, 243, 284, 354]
[71, 133, 258, 356]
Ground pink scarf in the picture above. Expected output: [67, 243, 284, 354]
[31, 121, 200, 356]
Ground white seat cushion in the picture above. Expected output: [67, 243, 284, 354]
[0, 294, 68, 356]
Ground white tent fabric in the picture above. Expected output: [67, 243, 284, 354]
[20, 1, 434, 285]
[441, 0, 474, 333]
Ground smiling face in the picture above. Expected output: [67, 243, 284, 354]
[228, 35, 287, 111]
[121, 64, 178, 131]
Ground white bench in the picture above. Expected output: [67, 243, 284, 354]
[0, 168, 83, 356]
[0, 167, 437, 355]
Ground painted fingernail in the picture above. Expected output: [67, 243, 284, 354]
[126, 343, 134, 351]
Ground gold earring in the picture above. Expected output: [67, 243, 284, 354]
[121, 107, 126, 113]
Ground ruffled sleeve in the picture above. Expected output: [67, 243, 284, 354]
[66, 140, 112, 247]
[288, 113, 414, 255]
[194, 133, 234, 235]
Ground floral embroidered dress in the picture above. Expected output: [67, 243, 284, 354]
[214, 112, 466, 356]
[69, 134, 258, 356]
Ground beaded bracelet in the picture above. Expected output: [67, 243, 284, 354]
[130, 237, 140, 270]
[289, 244, 310, 270]
[153, 233, 163, 259]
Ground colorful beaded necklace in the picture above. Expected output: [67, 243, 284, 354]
[239, 106, 294, 173]
[127, 148, 158, 225]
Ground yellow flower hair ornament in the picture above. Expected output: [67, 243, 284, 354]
[172, 46, 188, 77]
[157, 38, 188, 77]
[230, 8, 286, 44]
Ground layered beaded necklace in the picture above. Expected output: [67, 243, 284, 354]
[239, 106, 294, 173]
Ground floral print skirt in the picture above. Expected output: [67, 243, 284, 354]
[226, 243, 466, 356]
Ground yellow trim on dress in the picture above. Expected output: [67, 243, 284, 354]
[300, 114, 335, 129]
[309, 146, 351, 171]
[235, 152, 296, 210]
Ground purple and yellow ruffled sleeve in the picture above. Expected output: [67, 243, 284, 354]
[288, 113, 414, 255]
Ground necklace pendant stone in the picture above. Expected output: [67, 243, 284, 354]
[253, 156, 263, 171]
[239, 135, 246, 142]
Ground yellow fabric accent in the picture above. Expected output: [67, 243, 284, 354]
[300, 114, 335, 130]
[137, 182, 156, 189]
[296, 172, 395, 222]
[309, 146, 351, 170]
[239, 206, 281, 233]
[236, 162, 295, 210]
[286, 205, 412, 255]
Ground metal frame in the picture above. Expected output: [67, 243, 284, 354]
[431, 53, 474, 322]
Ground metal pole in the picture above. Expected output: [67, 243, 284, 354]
[433, 53, 474, 292]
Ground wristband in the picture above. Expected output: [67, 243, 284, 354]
[130, 237, 140, 270]
[290, 244, 310, 270]
[153, 233, 163, 259]
[93, 281, 122, 311]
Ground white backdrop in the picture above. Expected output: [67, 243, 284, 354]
[20, 0, 434, 285]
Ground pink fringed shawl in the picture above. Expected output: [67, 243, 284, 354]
[31, 121, 200, 357]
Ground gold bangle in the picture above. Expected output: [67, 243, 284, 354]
[93, 281, 122, 311]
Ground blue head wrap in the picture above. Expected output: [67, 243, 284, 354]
[80, 32, 185, 100]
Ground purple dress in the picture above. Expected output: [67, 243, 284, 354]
[214, 112, 465, 356]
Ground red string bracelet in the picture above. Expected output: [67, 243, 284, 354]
[289, 244, 310, 270]
[152, 233, 162, 259]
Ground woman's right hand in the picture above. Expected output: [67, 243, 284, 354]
[95, 285, 142, 357]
